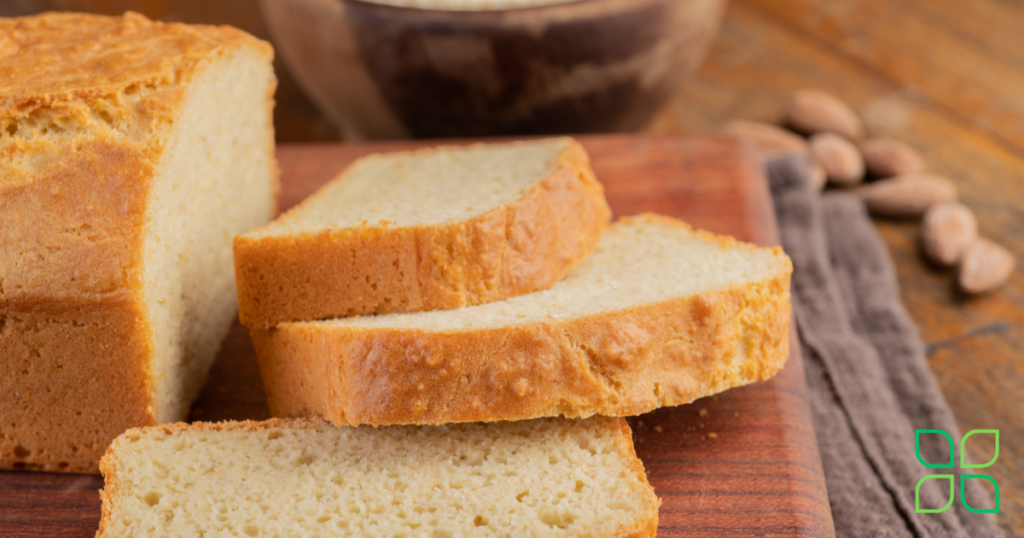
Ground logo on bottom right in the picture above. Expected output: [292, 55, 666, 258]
[915, 429, 1000, 514]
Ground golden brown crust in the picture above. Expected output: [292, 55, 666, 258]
[1, 11, 274, 474]
[0, 303, 154, 474]
[0, 11, 271, 109]
[97, 416, 658, 538]
[253, 214, 792, 427]
[234, 139, 612, 329]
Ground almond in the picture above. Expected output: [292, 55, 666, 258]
[859, 174, 957, 218]
[958, 238, 1015, 294]
[921, 202, 977, 266]
[722, 120, 808, 158]
[861, 138, 925, 177]
[720, 121, 825, 190]
[810, 133, 864, 186]
[784, 89, 864, 140]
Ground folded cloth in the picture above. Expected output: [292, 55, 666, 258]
[766, 155, 1004, 538]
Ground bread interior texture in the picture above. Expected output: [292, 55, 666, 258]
[247, 138, 570, 238]
[316, 215, 787, 331]
[102, 418, 652, 538]
[143, 48, 276, 424]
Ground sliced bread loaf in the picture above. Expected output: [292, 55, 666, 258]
[234, 137, 611, 328]
[253, 214, 792, 426]
[0, 12, 276, 472]
[97, 417, 659, 538]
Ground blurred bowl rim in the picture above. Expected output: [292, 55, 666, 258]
[343, 0, 638, 17]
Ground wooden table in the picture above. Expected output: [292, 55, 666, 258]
[2, 0, 1022, 535]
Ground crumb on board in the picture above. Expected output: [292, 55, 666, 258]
[653, 426, 663, 433]
[708, 432, 718, 439]
[699, 408, 708, 417]
[734, 411, 739, 417]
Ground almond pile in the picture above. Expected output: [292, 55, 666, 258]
[721, 89, 1015, 296]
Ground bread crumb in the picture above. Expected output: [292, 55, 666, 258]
[707, 432, 718, 439]
[699, 408, 708, 417]
[734, 412, 739, 417]
[653, 426, 663, 433]
[637, 420, 645, 428]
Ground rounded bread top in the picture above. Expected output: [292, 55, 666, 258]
[0, 11, 271, 108]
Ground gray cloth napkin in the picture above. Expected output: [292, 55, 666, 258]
[766, 155, 1004, 538]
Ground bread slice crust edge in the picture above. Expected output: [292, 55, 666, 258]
[234, 139, 612, 329]
[253, 214, 792, 427]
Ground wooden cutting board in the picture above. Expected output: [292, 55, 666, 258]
[0, 134, 834, 537]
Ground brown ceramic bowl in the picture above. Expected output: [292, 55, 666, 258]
[260, 0, 726, 140]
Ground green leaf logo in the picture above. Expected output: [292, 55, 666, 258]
[915, 429, 954, 468]
[960, 475, 1000, 514]
[960, 429, 999, 469]
[914, 429, 1001, 514]
[915, 474, 954, 513]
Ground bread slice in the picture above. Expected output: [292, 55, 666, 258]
[234, 137, 611, 329]
[253, 214, 792, 426]
[0, 12, 277, 472]
[97, 417, 659, 538]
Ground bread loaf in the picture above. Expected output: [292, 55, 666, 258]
[97, 417, 659, 537]
[253, 214, 792, 426]
[0, 12, 277, 473]
[234, 138, 611, 329]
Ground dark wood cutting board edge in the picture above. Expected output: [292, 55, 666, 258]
[0, 134, 835, 538]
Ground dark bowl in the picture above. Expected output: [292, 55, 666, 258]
[260, 0, 726, 139]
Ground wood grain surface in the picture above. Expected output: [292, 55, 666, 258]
[0, 135, 834, 538]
